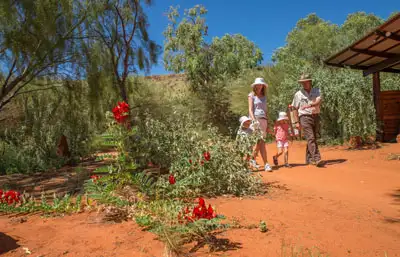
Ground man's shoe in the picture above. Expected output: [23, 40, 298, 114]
[316, 160, 324, 167]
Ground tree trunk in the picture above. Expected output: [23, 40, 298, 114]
[117, 80, 131, 128]
[118, 80, 128, 104]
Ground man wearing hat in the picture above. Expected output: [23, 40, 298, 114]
[291, 74, 323, 167]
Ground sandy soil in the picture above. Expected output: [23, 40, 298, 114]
[1, 142, 399, 257]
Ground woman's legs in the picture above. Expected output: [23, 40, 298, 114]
[252, 142, 260, 161]
[251, 139, 267, 165]
[252, 118, 271, 171]
[258, 139, 267, 166]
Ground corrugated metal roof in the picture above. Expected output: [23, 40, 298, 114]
[325, 13, 400, 76]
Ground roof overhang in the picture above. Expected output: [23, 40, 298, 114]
[324, 13, 400, 76]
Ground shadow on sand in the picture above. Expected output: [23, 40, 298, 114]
[188, 233, 242, 254]
[0, 232, 20, 254]
[385, 189, 400, 224]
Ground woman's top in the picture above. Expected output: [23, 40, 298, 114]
[248, 93, 267, 119]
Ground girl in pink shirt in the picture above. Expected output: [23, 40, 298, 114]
[272, 112, 292, 168]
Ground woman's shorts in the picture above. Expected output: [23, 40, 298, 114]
[255, 118, 268, 138]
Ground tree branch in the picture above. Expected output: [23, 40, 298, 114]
[2, 59, 17, 92]
[15, 85, 63, 96]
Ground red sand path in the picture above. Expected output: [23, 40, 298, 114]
[1, 142, 399, 257]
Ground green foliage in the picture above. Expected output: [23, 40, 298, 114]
[276, 14, 340, 64]
[131, 172, 156, 197]
[0, 193, 84, 214]
[134, 199, 226, 254]
[0, 0, 90, 111]
[84, 0, 160, 102]
[163, 5, 263, 133]
[0, 83, 98, 174]
[164, 5, 262, 88]
[338, 12, 383, 48]
[84, 177, 129, 207]
[266, 12, 395, 142]
[135, 111, 263, 197]
[259, 220, 268, 233]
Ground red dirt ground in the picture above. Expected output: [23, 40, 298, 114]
[1, 142, 399, 257]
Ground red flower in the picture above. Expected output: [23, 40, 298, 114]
[198, 197, 206, 207]
[203, 151, 211, 161]
[118, 101, 129, 113]
[169, 174, 176, 185]
[207, 204, 215, 219]
[178, 198, 217, 224]
[112, 101, 129, 123]
[90, 175, 100, 183]
[189, 159, 192, 164]
[1, 190, 21, 205]
[193, 206, 201, 217]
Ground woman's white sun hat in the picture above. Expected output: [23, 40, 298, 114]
[251, 77, 268, 88]
[277, 112, 289, 121]
[239, 116, 251, 127]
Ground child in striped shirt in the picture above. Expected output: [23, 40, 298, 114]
[272, 112, 293, 168]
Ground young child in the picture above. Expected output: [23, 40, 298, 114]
[272, 112, 292, 168]
[236, 116, 259, 169]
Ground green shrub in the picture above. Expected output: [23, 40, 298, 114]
[135, 111, 263, 197]
[0, 192, 85, 214]
[0, 83, 102, 174]
[134, 198, 227, 254]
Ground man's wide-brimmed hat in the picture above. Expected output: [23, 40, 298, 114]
[298, 74, 313, 83]
[277, 112, 289, 121]
[251, 77, 268, 88]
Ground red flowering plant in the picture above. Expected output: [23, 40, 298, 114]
[99, 101, 138, 175]
[0, 189, 21, 205]
[112, 101, 130, 124]
[141, 112, 262, 198]
[178, 197, 217, 224]
[168, 174, 176, 185]
[90, 175, 101, 183]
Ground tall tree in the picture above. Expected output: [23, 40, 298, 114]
[338, 12, 383, 48]
[88, 0, 160, 103]
[163, 5, 263, 91]
[163, 5, 263, 131]
[0, 0, 89, 112]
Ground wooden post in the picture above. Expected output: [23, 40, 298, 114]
[372, 72, 383, 141]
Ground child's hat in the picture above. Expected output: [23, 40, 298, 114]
[239, 116, 251, 126]
[277, 112, 289, 121]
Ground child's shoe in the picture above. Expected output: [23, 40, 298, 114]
[264, 163, 272, 172]
[249, 160, 259, 169]
[273, 156, 278, 166]
[284, 163, 292, 168]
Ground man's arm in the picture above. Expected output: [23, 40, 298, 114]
[291, 92, 300, 110]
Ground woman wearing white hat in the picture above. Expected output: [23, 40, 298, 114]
[248, 77, 272, 172]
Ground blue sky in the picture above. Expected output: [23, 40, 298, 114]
[145, 0, 398, 75]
